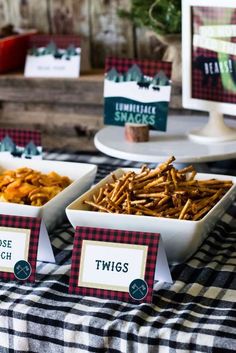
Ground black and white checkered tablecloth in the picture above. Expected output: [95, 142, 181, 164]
[0, 151, 235, 353]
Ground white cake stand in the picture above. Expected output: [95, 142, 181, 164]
[94, 115, 236, 163]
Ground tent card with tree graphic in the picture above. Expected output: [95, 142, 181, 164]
[0, 214, 55, 283]
[192, 6, 236, 103]
[24, 35, 81, 78]
[104, 58, 172, 131]
[0, 129, 42, 160]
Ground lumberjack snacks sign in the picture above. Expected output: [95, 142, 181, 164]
[104, 58, 172, 131]
[192, 5, 236, 103]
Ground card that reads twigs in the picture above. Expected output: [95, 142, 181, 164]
[24, 36, 81, 78]
[69, 226, 171, 303]
[0, 128, 42, 160]
[0, 214, 41, 282]
[104, 58, 172, 131]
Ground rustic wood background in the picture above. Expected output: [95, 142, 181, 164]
[0, 0, 163, 69]
[0, 0, 182, 151]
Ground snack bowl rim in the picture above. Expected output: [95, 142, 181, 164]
[66, 167, 236, 263]
[0, 157, 97, 230]
[66, 167, 236, 222]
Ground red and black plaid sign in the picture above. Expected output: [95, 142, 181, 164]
[105, 57, 172, 79]
[69, 226, 159, 303]
[0, 128, 41, 147]
[192, 6, 236, 103]
[0, 214, 41, 282]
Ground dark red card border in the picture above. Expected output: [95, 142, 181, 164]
[69, 226, 160, 303]
[0, 128, 41, 147]
[105, 57, 172, 79]
[0, 214, 41, 282]
[29, 34, 80, 50]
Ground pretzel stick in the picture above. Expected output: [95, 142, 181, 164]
[97, 187, 105, 204]
[192, 190, 222, 213]
[143, 176, 166, 190]
[105, 197, 122, 212]
[189, 170, 197, 181]
[112, 174, 132, 202]
[197, 179, 232, 185]
[111, 173, 117, 182]
[158, 195, 170, 206]
[84, 200, 113, 213]
[134, 169, 150, 180]
[193, 205, 212, 221]
[177, 165, 195, 174]
[132, 205, 162, 217]
[144, 199, 160, 208]
[179, 199, 191, 219]
[136, 157, 175, 182]
[114, 193, 127, 206]
[126, 192, 131, 214]
[134, 192, 167, 198]
[125, 199, 147, 205]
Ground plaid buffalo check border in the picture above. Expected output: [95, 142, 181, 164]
[0, 128, 41, 147]
[105, 57, 172, 79]
[29, 34, 80, 50]
[69, 226, 160, 303]
[0, 214, 41, 282]
[192, 6, 236, 103]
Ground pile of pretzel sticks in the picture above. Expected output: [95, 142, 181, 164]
[84, 156, 233, 221]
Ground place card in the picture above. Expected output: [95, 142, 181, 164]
[104, 58, 172, 132]
[0, 215, 55, 283]
[69, 227, 172, 303]
[24, 35, 81, 78]
[0, 128, 42, 159]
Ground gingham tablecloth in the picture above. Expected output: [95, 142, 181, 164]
[0, 151, 235, 353]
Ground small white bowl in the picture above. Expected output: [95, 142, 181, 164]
[66, 168, 236, 264]
[0, 157, 97, 231]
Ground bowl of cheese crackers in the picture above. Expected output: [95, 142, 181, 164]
[0, 157, 97, 231]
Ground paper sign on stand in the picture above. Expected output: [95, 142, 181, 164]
[0, 215, 55, 283]
[104, 57, 172, 132]
[69, 226, 172, 303]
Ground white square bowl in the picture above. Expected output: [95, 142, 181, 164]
[66, 168, 236, 264]
[0, 157, 97, 232]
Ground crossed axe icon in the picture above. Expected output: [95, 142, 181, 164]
[16, 264, 29, 276]
[131, 282, 146, 295]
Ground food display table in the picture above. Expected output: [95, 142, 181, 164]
[0, 151, 235, 353]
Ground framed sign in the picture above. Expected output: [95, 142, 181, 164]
[182, 0, 236, 142]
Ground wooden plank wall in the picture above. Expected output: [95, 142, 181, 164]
[0, 0, 160, 68]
